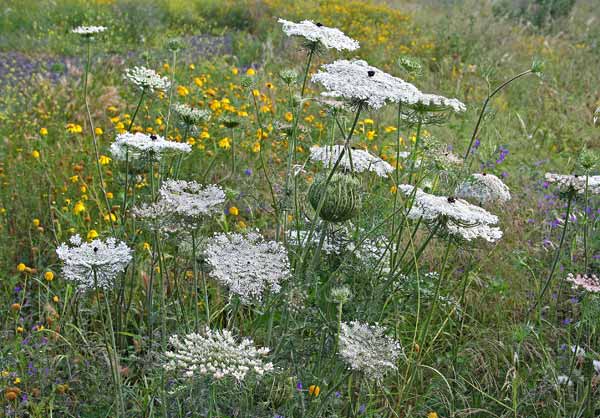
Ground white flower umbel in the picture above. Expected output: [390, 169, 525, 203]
[133, 200, 182, 233]
[172, 103, 211, 126]
[566, 273, 600, 293]
[56, 235, 132, 290]
[398, 185, 503, 242]
[110, 132, 191, 162]
[205, 231, 291, 303]
[72, 25, 107, 36]
[455, 173, 511, 205]
[278, 18, 359, 51]
[545, 173, 600, 195]
[164, 328, 273, 381]
[410, 92, 466, 113]
[159, 179, 225, 220]
[124, 66, 171, 93]
[339, 321, 402, 381]
[310, 145, 394, 177]
[311, 59, 420, 109]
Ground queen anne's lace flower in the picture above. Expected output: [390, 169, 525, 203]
[398, 185, 503, 242]
[159, 179, 225, 219]
[205, 231, 291, 303]
[310, 145, 393, 177]
[172, 103, 210, 126]
[410, 92, 466, 113]
[311, 60, 420, 109]
[124, 66, 170, 92]
[56, 235, 132, 290]
[110, 132, 191, 161]
[545, 173, 600, 195]
[455, 173, 511, 205]
[133, 180, 224, 232]
[566, 273, 600, 293]
[339, 321, 402, 381]
[278, 18, 359, 51]
[164, 328, 273, 381]
[72, 26, 107, 35]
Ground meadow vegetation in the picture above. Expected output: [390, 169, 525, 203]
[0, 0, 599, 416]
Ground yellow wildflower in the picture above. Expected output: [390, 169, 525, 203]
[44, 271, 54, 282]
[40, 127, 48, 136]
[87, 230, 99, 240]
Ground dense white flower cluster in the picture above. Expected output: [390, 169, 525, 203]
[56, 235, 132, 290]
[278, 18, 359, 51]
[566, 273, 600, 293]
[311, 60, 420, 109]
[72, 25, 107, 35]
[110, 132, 191, 161]
[205, 231, 291, 303]
[311, 60, 465, 113]
[310, 145, 394, 177]
[133, 180, 224, 232]
[339, 321, 402, 381]
[411, 92, 466, 113]
[164, 328, 273, 381]
[159, 179, 225, 219]
[455, 173, 511, 205]
[124, 66, 171, 92]
[398, 185, 503, 242]
[172, 103, 211, 126]
[545, 173, 600, 195]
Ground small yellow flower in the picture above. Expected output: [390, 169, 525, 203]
[98, 155, 112, 165]
[246, 68, 255, 76]
[143, 242, 151, 251]
[363, 118, 374, 125]
[228, 206, 239, 216]
[106, 192, 113, 199]
[200, 131, 211, 140]
[252, 141, 261, 153]
[40, 127, 48, 136]
[232, 67, 239, 75]
[427, 413, 439, 418]
[16, 326, 24, 333]
[163, 63, 170, 72]
[95, 127, 104, 135]
[390, 185, 398, 194]
[17, 263, 26, 272]
[32, 218, 40, 227]
[73, 201, 86, 215]
[80, 185, 87, 193]
[218, 137, 231, 150]
[87, 230, 99, 240]
[44, 271, 54, 282]
[104, 213, 117, 222]
[366, 130, 377, 140]
[66, 123, 83, 134]
[384, 126, 397, 133]
[53, 295, 59, 303]
[177, 86, 190, 97]
[13, 378, 21, 385]
[308, 385, 320, 397]
[284, 112, 293, 122]
[32, 150, 40, 159]
[189, 63, 195, 70]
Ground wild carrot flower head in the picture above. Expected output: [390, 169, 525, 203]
[72, 26, 107, 36]
[310, 145, 394, 177]
[56, 235, 132, 290]
[204, 231, 291, 303]
[455, 173, 511, 205]
[566, 273, 600, 293]
[278, 18, 359, 51]
[172, 103, 210, 127]
[398, 185, 503, 242]
[133, 180, 224, 232]
[311, 59, 420, 109]
[164, 328, 274, 381]
[544, 173, 600, 195]
[339, 321, 402, 381]
[110, 132, 191, 162]
[124, 66, 170, 92]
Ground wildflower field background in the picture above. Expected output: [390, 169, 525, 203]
[1, 0, 599, 416]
